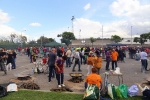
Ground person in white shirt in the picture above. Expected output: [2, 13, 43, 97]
[140, 48, 149, 71]
[72, 49, 82, 72]
[65, 48, 72, 67]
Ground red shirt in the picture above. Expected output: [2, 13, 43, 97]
[55, 59, 64, 74]
[42, 57, 47, 64]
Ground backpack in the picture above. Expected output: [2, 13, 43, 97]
[0, 86, 8, 98]
[142, 89, 150, 100]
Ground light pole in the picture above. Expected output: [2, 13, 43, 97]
[79, 29, 81, 39]
[131, 26, 132, 45]
[21, 30, 26, 48]
[41, 34, 44, 47]
[71, 16, 75, 33]
[102, 25, 103, 46]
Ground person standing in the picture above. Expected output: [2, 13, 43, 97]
[111, 49, 118, 70]
[72, 49, 82, 72]
[57, 47, 63, 58]
[0, 48, 7, 75]
[48, 48, 57, 82]
[65, 48, 71, 67]
[140, 48, 149, 71]
[55, 56, 67, 88]
[93, 54, 102, 74]
[12, 50, 17, 69]
[6, 50, 13, 71]
[105, 49, 111, 71]
[86, 51, 94, 75]
[27, 47, 30, 57]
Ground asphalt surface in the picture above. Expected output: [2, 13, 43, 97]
[0, 53, 150, 93]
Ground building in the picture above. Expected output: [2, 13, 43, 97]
[71, 38, 150, 47]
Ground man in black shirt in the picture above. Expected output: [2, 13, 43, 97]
[12, 50, 17, 69]
[57, 47, 63, 58]
[48, 48, 57, 82]
[0, 48, 7, 75]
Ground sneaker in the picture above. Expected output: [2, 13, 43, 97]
[58, 85, 61, 88]
[78, 70, 82, 72]
[72, 70, 75, 72]
[61, 84, 65, 87]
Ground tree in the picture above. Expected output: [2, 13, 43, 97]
[139, 33, 148, 45]
[9, 33, 17, 43]
[48, 38, 55, 42]
[90, 37, 96, 47]
[133, 37, 140, 43]
[57, 31, 76, 46]
[111, 35, 123, 43]
[21, 36, 27, 43]
[28, 40, 37, 44]
[37, 36, 50, 45]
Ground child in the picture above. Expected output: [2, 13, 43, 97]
[55, 56, 67, 88]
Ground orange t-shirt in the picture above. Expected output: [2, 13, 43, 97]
[111, 51, 118, 61]
[86, 73, 102, 88]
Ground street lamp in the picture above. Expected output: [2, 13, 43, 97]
[102, 25, 103, 46]
[131, 26, 132, 45]
[71, 16, 75, 33]
[79, 29, 81, 39]
[21, 30, 26, 48]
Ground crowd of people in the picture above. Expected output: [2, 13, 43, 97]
[1, 46, 150, 89]
[0, 48, 17, 76]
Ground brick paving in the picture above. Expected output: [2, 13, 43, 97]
[0, 54, 150, 93]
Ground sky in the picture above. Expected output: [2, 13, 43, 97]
[0, 0, 150, 43]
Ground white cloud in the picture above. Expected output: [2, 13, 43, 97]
[0, 10, 10, 23]
[84, 3, 90, 10]
[29, 22, 41, 26]
[72, 18, 150, 39]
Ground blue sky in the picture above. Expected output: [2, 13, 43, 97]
[0, 0, 150, 42]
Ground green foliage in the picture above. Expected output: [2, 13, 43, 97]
[90, 37, 96, 47]
[133, 37, 140, 43]
[0, 90, 83, 100]
[37, 36, 50, 45]
[57, 31, 76, 46]
[0, 90, 142, 100]
[10, 33, 17, 43]
[111, 35, 123, 43]
[21, 35, 27, 43]
[48, 38, 55, 42]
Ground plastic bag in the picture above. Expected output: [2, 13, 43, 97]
[107, 83, 114, 99]
[119, 84, 128, 98]
[83, 84, 99, 100]
[128, 84, 139, 97]
[115, 86, 123, 99]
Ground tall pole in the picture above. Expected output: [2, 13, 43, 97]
[71, 16, 75, 34]
[102, 25, 103, 46]
[21, 30, 26, 48]
[41, 36, 42, 47]
[41, 34, 44, 47]
[79, 29, 81, 39]
[131, 26, 132, 45]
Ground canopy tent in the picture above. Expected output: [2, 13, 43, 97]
[44, 42, 64, 47]
[106, 43, 127, 46]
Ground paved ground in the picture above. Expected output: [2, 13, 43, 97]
[0, 53, 150, 93]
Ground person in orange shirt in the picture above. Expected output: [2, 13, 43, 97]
[85, 68, 102, 89]
[111, 48, 118, 70]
